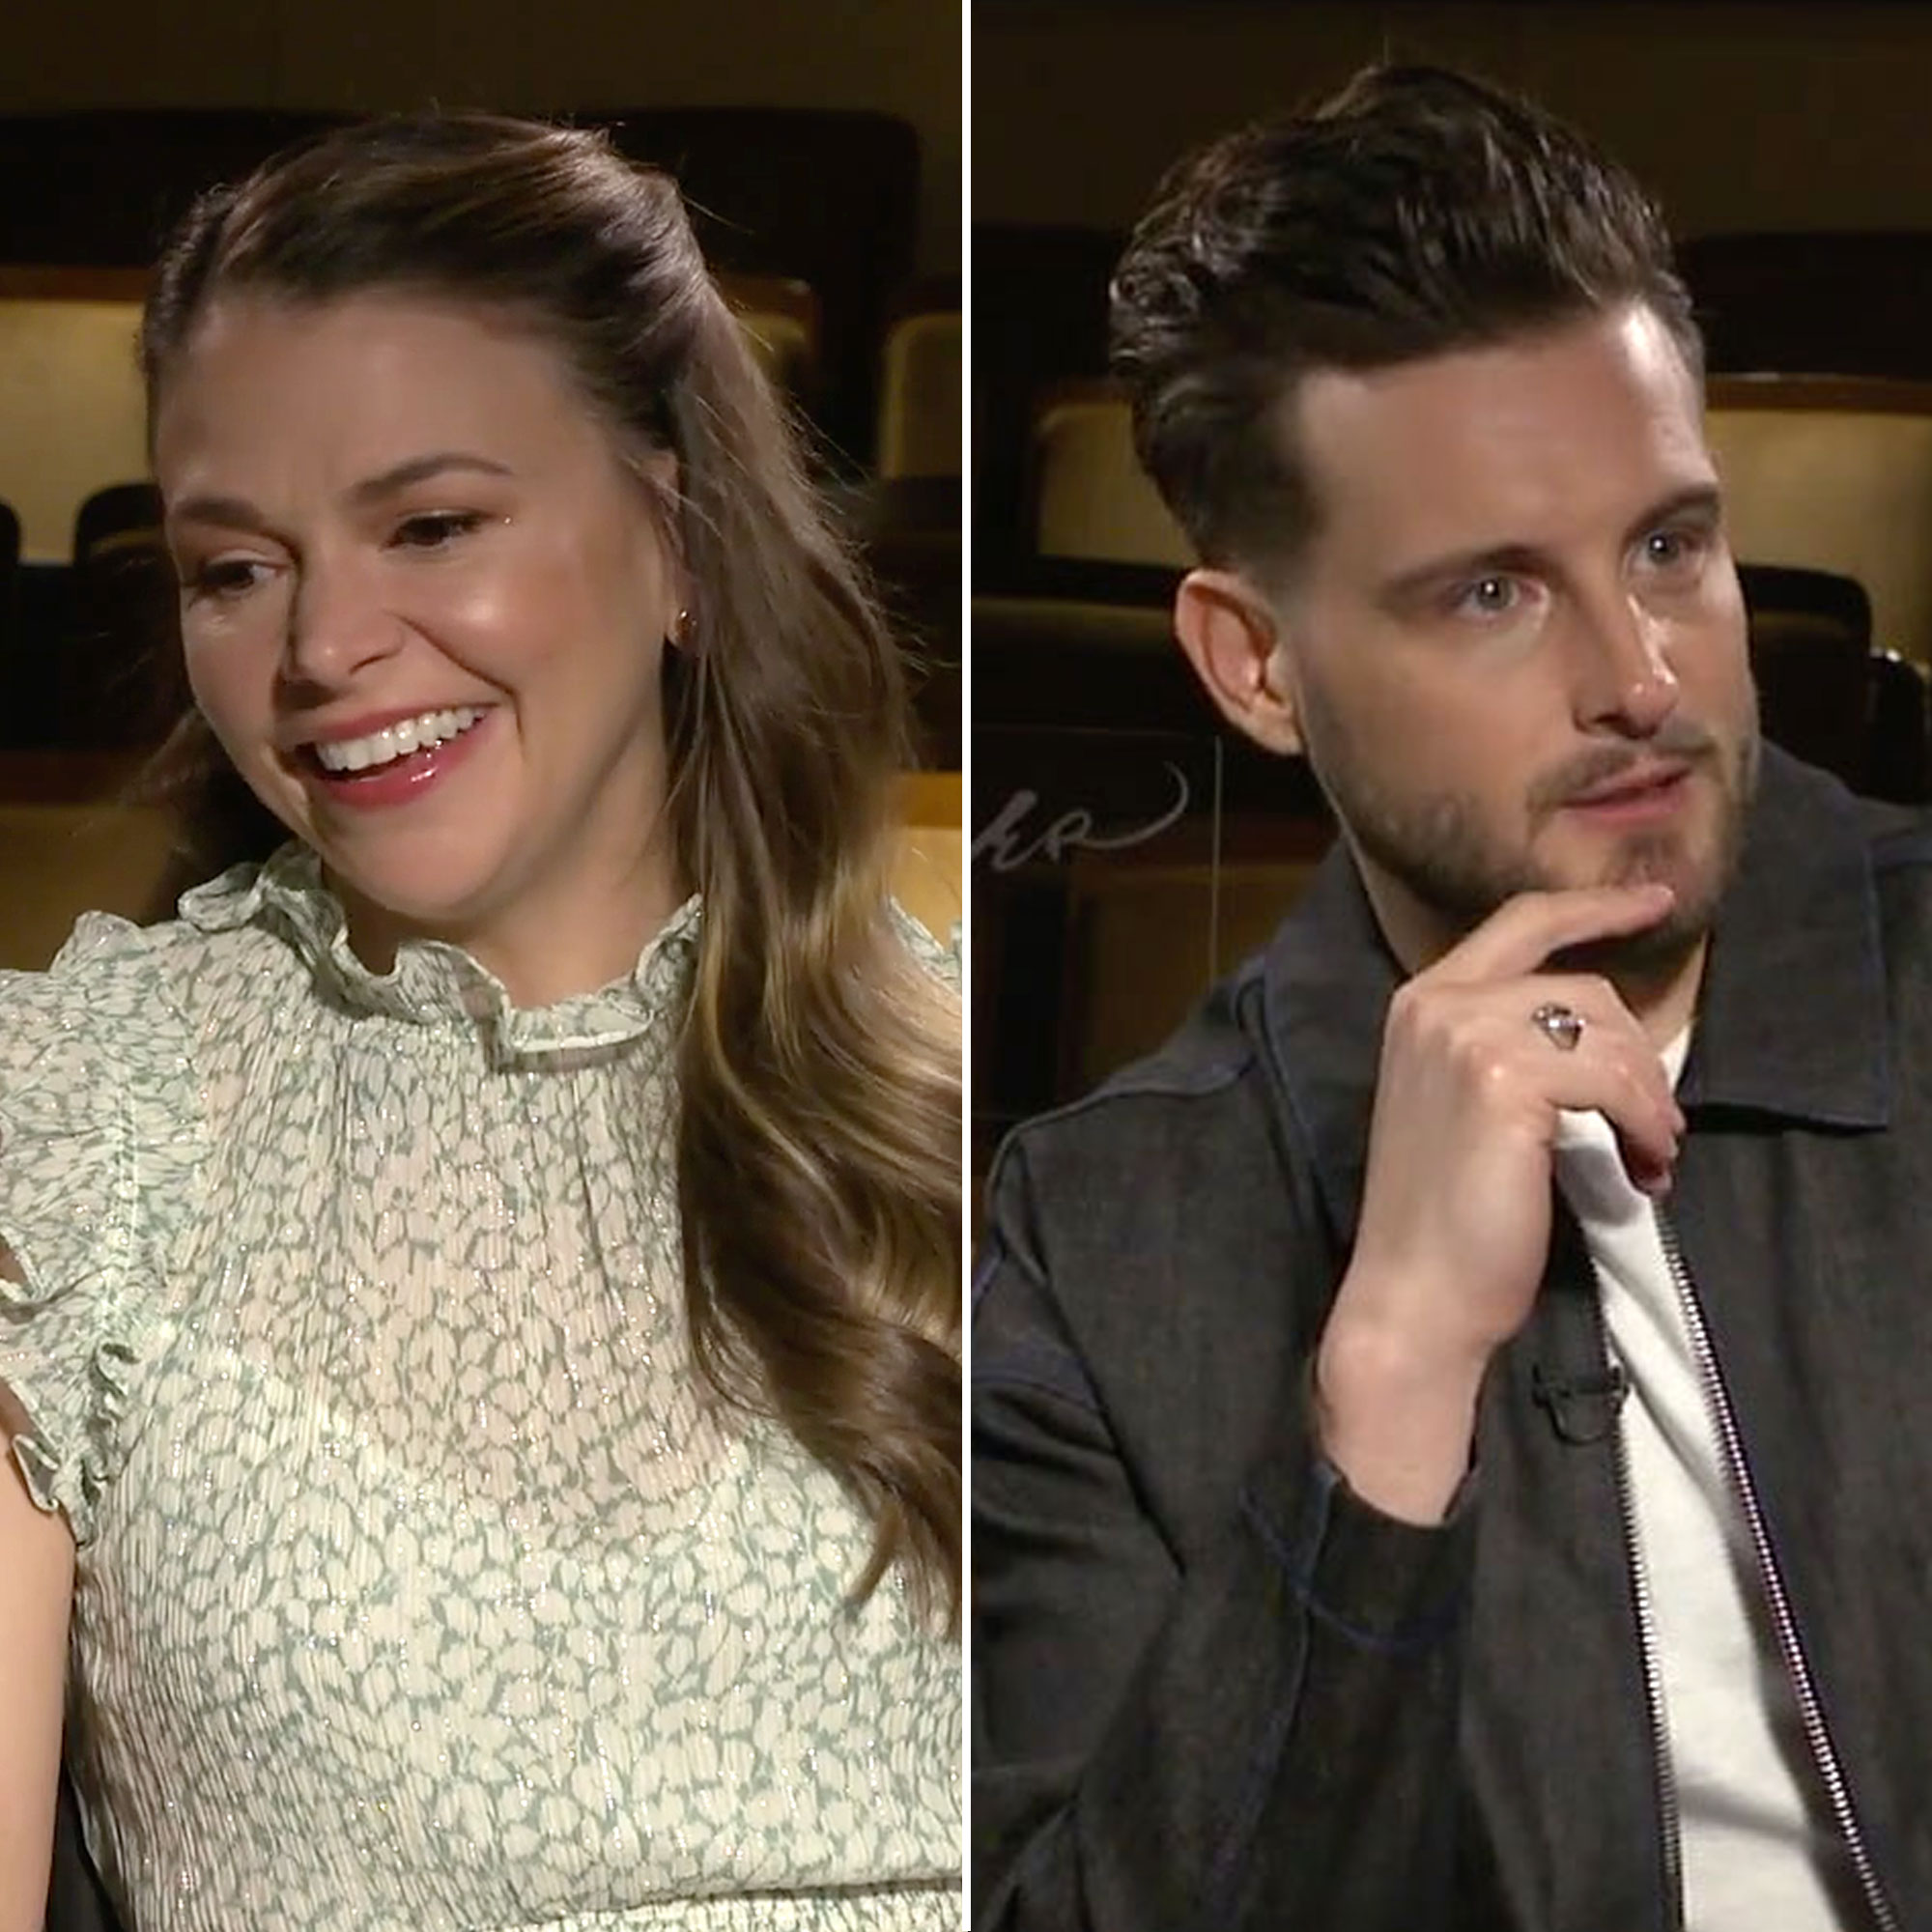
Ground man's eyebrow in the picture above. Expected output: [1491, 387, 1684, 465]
[1622, 481, 1724, 547]
[1378, 541, 1548, 609]
[167, 453, 514, 533]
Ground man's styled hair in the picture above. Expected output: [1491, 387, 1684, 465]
[1109, 65, 1702, 581]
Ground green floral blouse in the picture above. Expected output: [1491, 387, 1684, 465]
[0, 844, 960, 1930]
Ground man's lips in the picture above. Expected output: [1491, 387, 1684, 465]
[1564, 760, 1692, 807]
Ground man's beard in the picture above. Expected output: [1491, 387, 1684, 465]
[1298, 689, 1761, 984]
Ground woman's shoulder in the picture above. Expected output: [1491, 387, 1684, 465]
[0, 906, 240, 1546]
[2, 909, 184, 1032]
[1, 862, 300, 1061]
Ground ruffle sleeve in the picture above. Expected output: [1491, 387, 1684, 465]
[0, 914, 202, 1544]
[892, 901, 962, 993]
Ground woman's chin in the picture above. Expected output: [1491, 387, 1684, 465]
[321, 860, 505, 960]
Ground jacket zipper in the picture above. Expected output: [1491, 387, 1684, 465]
[1652, 1204, 1899, 1931]
[1591, 1294, 1686, 1929]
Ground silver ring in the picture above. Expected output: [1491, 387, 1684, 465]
[1531, 1001, 1586, 1052]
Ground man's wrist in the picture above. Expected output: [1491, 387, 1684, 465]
[1313, 1313, 1490, 1526]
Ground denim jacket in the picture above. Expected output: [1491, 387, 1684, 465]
[973, 746, 1932, 1931]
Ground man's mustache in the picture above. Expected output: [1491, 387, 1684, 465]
[1527, 722, 1721, 817]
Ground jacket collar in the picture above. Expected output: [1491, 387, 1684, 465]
[1259, 744, 1890, 1243]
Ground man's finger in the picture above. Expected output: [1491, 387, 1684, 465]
[1433, 883, 1677, 985]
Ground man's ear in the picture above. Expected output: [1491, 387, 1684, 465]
[1173, 568, 1306, 755]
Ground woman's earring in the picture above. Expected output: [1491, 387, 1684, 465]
[669, 605, 691, 646]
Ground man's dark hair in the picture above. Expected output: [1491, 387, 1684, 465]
[1109, 65, 1701, 581]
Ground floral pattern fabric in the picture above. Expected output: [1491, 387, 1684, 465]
[0, 844, 960, 1930]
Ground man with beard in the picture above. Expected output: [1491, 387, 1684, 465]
[973, 66, 1932, 1932]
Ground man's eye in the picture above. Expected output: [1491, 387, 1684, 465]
[392, 510, 487, 550]
[1452, 575, 1519, 617]
[1643, 526, 1708, 571]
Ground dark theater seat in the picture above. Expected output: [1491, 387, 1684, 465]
[46, 1763, 121, 1932]
[1683, 231, 1932, 384]
[0, 496, 17, 650]
[970, 223, 1124, 586]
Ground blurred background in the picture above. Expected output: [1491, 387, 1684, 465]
[0, 0, 963, 972]
[972, 0, 1932, 1195]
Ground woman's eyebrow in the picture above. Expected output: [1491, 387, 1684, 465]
[166, 490, 270, 533]
[346, 452, 515, 503]
[167, 454, 516, 535]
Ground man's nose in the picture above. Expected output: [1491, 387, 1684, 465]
[1572, 586, 1680, 736]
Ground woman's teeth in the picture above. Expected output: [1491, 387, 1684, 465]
[313, 707, 486, 774]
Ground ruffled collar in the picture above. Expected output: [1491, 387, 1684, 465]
[179, 842, 699, 1067]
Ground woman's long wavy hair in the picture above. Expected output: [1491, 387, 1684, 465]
[138, 113, 961, 1625]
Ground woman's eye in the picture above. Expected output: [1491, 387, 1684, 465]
[185, 558, 268, 601]
[392, 510, 487, 550]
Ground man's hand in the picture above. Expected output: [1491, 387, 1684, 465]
[1315, 883, 1685, 1523]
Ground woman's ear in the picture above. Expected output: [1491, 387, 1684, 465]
[1173, 568, 1306, 755]
[630, 445, 689, 646]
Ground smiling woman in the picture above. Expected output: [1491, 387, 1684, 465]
[156, 293, 692, 1002]
[0, 113, 960, 1931]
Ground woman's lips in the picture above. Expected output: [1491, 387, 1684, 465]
[298, 707, 495, 810]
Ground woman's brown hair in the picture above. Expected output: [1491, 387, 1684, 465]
[137, 113, 961, 1624]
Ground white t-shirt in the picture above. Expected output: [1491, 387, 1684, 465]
[1554, 1034, 1857, 1928]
